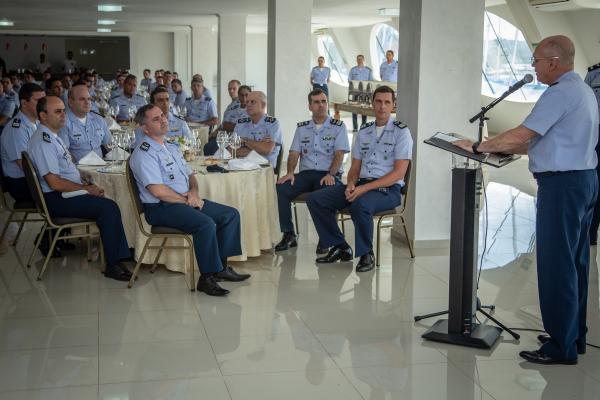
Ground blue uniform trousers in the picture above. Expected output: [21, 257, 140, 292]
[534, 170, 597, 360]
[143, 200, 241, 274]
[276, 170, 341, 233]
[589, 128, 600, 241]
[5, 176, 33, 202]
[44, 192, 131, 267]
[312, 83, 329, 97]
[351, 114, 367, 131]
[307, 180, 401, 257]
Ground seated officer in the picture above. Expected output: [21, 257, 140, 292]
[133, 86, 191, 147]
[58, 84, 112, 163]
[140, 69, 153, 90]
[204, 85, 250, 156]
[233, 91, 282, 167]
[129, 104, 250, 297]
[171, 79, 188, 109]
[307, 86, 412, 272]
[275, 88, 349, 253]
[0, 81, 17, 129]
[2, 77, 20, 108]
[109, 74, 147, 122]
[221, 80, 241, 132]
[1, 83, 45, 202]
[183, 78, 218, 126]
[27, 96, 133, 281]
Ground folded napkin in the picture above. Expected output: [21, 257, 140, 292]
[106, 116, 121, 131]
[227, 158, 261, 171]
[105, 147, 129, 161]
[244, 150, 268, 165]
[216, 148, 232, 160]
[78, 151, 106, 166]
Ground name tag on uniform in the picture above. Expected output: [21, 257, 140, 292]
[169, 174, 175, 180]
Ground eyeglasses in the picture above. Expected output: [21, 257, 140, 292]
[530, 56, 559, 66]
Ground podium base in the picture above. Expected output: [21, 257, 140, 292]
[422, 319, 502, 349]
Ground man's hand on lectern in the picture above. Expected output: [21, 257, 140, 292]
[453, 139, 474, 153]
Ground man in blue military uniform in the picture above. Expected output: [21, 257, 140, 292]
[310, 56, 331, 97]
[111, 74, 125, 97]
[140, 69, 153, 90]
[233, 91, 282, 167]
[221, 80, 242, 132]
[307, 85, 412, 273]
[585, 61, 600, 244]
[348, 54, 374, 132]
[454, 36, 599, 365]
[129, 104, 250, 296]
[1, 83, 45, 201]
[58, 84, 112, 162]
[204, 84, 250, 156]
[27, 96, 133, 281]
[0, 81, 17, 130]
[183, 78, 218, 127]
[109, 74, 147, 122]
[379, 50, 398, 82]
[134, 86, 191, 147]
[275, 88, 350, 253]
[2, 77, 20, 108]
[171, 79, 188, 109]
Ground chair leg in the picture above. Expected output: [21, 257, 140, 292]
[0, 210, 15, 245]
[185, 237, 196, 292]
[86, 225, 92, 261]
[128, 239, 150, 288]
[376, 217, 385, 267]
[13, 212, 28, 246]
[99, 238, 105, 269]
[37, 227, 61, 281]
[340, 214, 345, 235]
[401, 215, 415, 258]
[293, 203, 299, 236]
[27, 222, 47, 268]
[151, 238, 168, 273]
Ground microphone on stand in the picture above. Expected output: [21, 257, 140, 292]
[504, 73, 534, 96]
[469, 74, 534, 124]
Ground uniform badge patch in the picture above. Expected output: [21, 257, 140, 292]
[297, 120, 310, 127]
[11, 118, 21, 128]
[329, 118, 343, 126]
[169, 174, 175, 180]
[42, 132, 52, 143]
[264, 116, 277, 123]
[360, 121, 375, 130]
[393, 121, 407, 129]
[140, 142, 150, 151]
[238, 117, 251, 124]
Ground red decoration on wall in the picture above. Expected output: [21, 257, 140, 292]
[5, 42, 9, 51]
[42, 43, 47, 51]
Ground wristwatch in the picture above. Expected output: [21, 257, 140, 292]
[472, 141, 482, 155]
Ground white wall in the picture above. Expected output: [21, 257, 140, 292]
[0, 35, 66, 72]
[173, 30, 192, 85]
[246, 33, 268, 92]
[129, 31, 174, 80]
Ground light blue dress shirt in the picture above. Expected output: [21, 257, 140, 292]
[351, 116, 413, 186]
[109, 92, 147, 121]
[584, 65, 600, 116]
[183, 95, 218, 123]
[58, 110, 112, 162]
[524, 71, 599, 173]
[379, 60, 398, 82]
[311, 67, 331, 85]
[0, 112, 37, 178]
[349, 66, 373, 81]
[0, 93, 16, 121]
[134, 112, 191, 148]
[233, 114, 283, 167]
[129, 135, 192, 204]
[290, 118, 350, 173]
[27, 125, 83, 193]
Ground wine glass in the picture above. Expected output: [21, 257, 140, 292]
[192, 129, 202, 155]
[216, 131, 230, 161]
[181, 105, 188, 118]
[128, 105, 137, 123]
[229, 133, 241, 159]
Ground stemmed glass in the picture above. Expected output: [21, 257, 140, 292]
[127, 105, 137, 123]
[180, 105, 188, 118]
[216, 131, 230, 161]
[192, 129, 202, 156]
[229, 133, 241, 159]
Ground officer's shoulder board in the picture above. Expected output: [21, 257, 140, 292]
[140, 142, 151, 152]
[297, 120, 310, 128]
[135, 93, 144, 98]
[549, 81, 560, 87]
[238, 117, 251, 124]
[588, 63, 600, 72]
[204, 97, 212, 102]
[110, 94, 119, 100]
[329, 118, 343, 127]
[264, 116, 277, 123]
[360, 121, 375, 130]
[393, 120, 407, 129]
[174, 114, 186, 121]
[90, 110, 104, 118]
[11, 118, 21, 128]
[42, 132, 52, 143]
[185, 97, 192, 101]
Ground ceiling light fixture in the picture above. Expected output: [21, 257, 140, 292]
[97, 19, 116, 25]
[98, 5, 122, 12]
[0, 20, 15, 27]
[377, 8, 400, 16]
[97, 28, 112, 32]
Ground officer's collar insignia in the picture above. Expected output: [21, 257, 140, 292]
[238, 117, 251, 123]
[297, 120, 310, 127]
[11, 118, 21, 128]
[264, 116, 277, 123]
[360, 121, 375, 130]
[588, 63, 600, 72]
[329, 118, 343, 126]
[42, 132, 52, 143]
[140, 142, 151, 151]
[393, 121, 407, 129]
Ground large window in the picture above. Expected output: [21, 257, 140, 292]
[370, 24, 399, 79]
[482, 12, 546, 102]
[317, 34, 349, 86]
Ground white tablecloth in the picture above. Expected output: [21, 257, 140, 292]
[79, 160, 279, 272]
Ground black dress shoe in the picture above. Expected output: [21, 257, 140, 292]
[104, 264, 132, 281]
[214, 266, 251, 282]
[197, 275, 230, 296]
[519, 349, 577, 365]
[591, 238, 598, 246]
[275, 232, 297, 251]
[316, 245, 329, 255]
[116, 262, 133, 278]
[356, 253, 375, 272]
[316, 245, 353, 263]
[537, 335, 586, 355]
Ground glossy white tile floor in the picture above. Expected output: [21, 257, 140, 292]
[1, 158, 600, 400]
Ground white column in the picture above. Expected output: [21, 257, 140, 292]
[393, 0, 485, 250]
[191, 25, 219, 103]
[267, 0, 313, 168]
[173, 29, 192, 85]
[218, 15, 247, 115]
